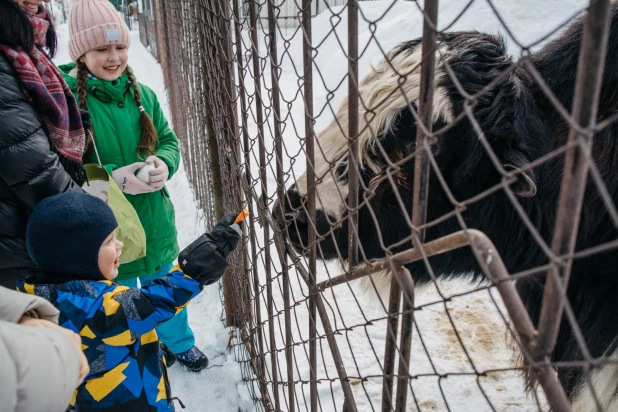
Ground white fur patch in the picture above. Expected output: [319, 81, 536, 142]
[358, 268, 393, 306]
[296, 44, 453, 219]
[571, 347, 618, 411]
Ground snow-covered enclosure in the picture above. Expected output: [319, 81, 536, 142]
[52, 0, 591, 410]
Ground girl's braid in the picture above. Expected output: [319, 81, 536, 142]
[124, 66, 158, 158]
[76, 60, 89, 111]
[76, 60, 94, 157]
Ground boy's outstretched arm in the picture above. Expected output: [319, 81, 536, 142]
[95, 212, 242, 344]
[95, 270, 203, 343]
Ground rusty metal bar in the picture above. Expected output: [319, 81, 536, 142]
[197, 1, 223, 221]
[323, 227, 571, 410]
[301, 0, 319, 410]
[347, 0, 360, 272]
[216, 2, 270, 406]
[345, 2, 359, 408]
[178, 1, 194, 186]
[226, 0, 254, 330]
[467, 232, 571, 411]
[158, 3, 181, 174]
[221, 0, 243, 209]
[183, 4, 199, 201]
[535, 0, 612, 389]
[314, 227, 541, 348]
[282, 256, 295, 412]
[390, 1, 440, 409]
[266, 0, 285, 409]
[411, 0, 439, 241]
[190, 1, 204, 210]
[394, 267, 415, 412]
[247, 0, 277, 407]
[238, 0, 270, 407]
[317, 231, 490, 289]
[244, 175, 359, 412]
[202, 0, 237, 327]
[265, 0, 296, 400]
[381, 265, 401, 412]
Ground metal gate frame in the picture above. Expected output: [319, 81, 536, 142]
[157, 1, 615, 411]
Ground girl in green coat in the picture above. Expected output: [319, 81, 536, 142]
[60, 0, 208, 372]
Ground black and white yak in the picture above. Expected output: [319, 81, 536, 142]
[273, 5, 618, 410]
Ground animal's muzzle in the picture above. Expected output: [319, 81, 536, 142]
[271, 186, 310, 253]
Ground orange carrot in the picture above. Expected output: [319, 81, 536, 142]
[234, 209, 250, 224]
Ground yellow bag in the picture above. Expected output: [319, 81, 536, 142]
[81, 132, 146, 264]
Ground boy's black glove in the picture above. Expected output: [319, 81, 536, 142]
[179, 212, 242, 285]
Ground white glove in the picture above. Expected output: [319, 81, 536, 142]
[144, 156, 169, 191]
[112, 162, 155, 195]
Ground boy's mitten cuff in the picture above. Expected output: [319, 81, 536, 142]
[211, 212, 242, 259]
[211, 212, 237, 234]
[179, 233, 230, 285]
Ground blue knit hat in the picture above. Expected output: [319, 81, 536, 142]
[26, 192, 118, 282]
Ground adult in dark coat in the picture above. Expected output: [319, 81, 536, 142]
[0, 0, 87, 289]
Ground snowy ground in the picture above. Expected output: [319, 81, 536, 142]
[53, 1, 590, 411]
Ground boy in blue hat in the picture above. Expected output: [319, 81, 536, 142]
[17, 191, 241, 412]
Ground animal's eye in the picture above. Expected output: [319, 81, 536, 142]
[335, 160, 349, 182]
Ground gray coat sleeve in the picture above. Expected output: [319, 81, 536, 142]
[0, 286, 60, 323]
[0, 287, 81, 412]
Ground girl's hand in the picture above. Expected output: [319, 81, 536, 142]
[112, 162, 156, 195]
[145, 156, 169, 190]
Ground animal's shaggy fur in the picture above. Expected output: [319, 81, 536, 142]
[274, 6, 618, 407]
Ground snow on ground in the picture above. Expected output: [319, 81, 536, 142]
[54, 21, 254, 412]
[54, 1, 590, 411]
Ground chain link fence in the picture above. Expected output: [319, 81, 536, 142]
[155, 0, 618, 411]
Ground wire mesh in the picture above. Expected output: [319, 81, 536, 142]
[156, 0, 618, 411]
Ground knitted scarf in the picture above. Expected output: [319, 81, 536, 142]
[0, 7, 86, 184]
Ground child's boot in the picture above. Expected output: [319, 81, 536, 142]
[176, 346, 209, 372]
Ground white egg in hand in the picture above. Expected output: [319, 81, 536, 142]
[136, 162, 156, 183]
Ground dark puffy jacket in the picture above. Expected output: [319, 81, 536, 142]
[0, 53, 81, 289]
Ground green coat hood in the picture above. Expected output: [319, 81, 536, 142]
[59, 62, 180, 280]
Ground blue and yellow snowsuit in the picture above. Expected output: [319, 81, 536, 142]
[17, 266, 203, 412]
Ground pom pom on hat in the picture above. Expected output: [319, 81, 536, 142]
[68, 0, 131, 61]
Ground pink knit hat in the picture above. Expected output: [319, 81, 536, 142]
[68, 0, 131, 61]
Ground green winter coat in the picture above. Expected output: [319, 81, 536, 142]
[59, 62, 180, 281]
